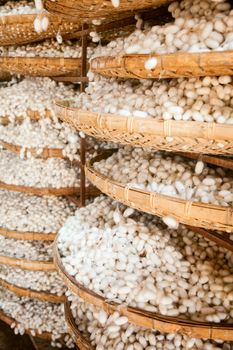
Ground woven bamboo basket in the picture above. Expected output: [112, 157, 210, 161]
[85, 151, 233, 232]
[0, 278, 65, 304]
[0, 141, 65, 159]
[0, 181, 81, 196]
[0, 57, 82, 77]
[44, 0, 172, 19]
[0, 310, 57, 341]
[55, 101, 233, 155]
[0, 255, 56, 272]
[64, 300, 94, 350]
[91, 51, 233, 79]
[0, 14, 81, 46]
[0, 227, 56, 241]
[54, 242, 233, 341]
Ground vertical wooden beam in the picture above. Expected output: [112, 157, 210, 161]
[79, 23, 88, 207]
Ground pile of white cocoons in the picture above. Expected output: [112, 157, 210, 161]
[77, 73, 233, 125]
[0, 190, 75, 234]
[0, 150, 80, 188]
[0, 265, 65, 296]
[93, 0, 233, 55]
[0, 117, 82, 162]
[0, 0, 37, 16]
[58, 196, 233, 323]
[0, 287, 74, 348]
[0, 77, 75, 122]
[68, 292, 231, 350]
[93, 147, 233, 207]
[0, 236, 52, 261]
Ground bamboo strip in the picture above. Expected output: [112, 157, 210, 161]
[0, 227, 56, 241]
[0, 181, 80, 196]
[0, 56, 82, 77]
[64, 300, 93, 350]
[54, 241, 233, 341]
[0, 255, 56, 272]
[91, 52, 233, 79]
[0, 279, 65, 303]
[55, 102, 233, 155]
[85, 151, 233, 232]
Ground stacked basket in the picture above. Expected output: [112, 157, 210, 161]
[0, 114, 82, 346]
[51, 0, 233, 349]
[0, 1, 85, 347]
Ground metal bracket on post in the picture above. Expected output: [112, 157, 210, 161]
[79, 23, 88, 207]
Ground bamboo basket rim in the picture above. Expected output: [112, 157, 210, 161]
[0, 226, 56, 241]
[91, 51, 233, 79]
[54, 240, 233, 340]
[0, 255, 56, 272]
[0, 310, 56, 341]
[44, 0, 172, 18]
[55, 101, 233, 155]
[0, 140, 66, 159]
[85, 150, 233, 232]
[0, 13, 61, 25]
[0, 278, 65, 304]
[0, 56, 82, 77]
[0, 180, 80, 196]
[64, 300, 94, 350]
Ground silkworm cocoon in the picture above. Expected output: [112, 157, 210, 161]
[111, 0, 120, 7]
[56, 32, 63, 44]
[33, 16, 41, 33]
[144, 57, 158, 70]
[119, 109, 131, 117]
[162, 216, 179, 229]
[132, 110, 148, 118]
[34, 0, 43, 10]
[195, 160, 204, 175]
[41, 16, 49, 31]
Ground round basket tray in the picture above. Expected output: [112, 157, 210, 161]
[64, 300, 93, 350]
[0, 310, 57, 341]
[44, 0, 171, 19]
[0, 57, 82, 77]
[91, 51, 233, 79]
[86, 151, 233, 232]
[55, 101, 233, 156]
[0, 255, 56, 272]
[0, 279, 65, 304]
[0, 227, 56, 241]
[54, 242, 233, 341]
[0, 141, 65, 159]
[0, 13, 80, 46]
[0, 181, 81, 196]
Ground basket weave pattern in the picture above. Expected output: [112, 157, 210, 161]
[91, 51, 233, 79]
[44, 0, 172, 19]
[85, 151, 233, 232]
[0, 57, 82, 77]
[55, 102, 233, 155]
